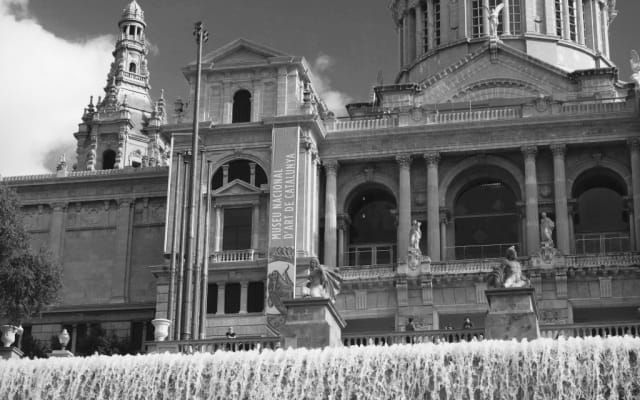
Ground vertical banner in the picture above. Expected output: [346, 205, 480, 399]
[266, 126, 300, 331]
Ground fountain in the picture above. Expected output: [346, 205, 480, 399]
[0, 336, 639, 399]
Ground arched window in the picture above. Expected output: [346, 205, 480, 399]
[572, 167, 629, 254]
[211, 159, 267, 190]
[129, 25, 135, 36]
[346, 186, 397, 266]
[129, 62, 136, 73]
[232, 90, 251, 123]
[453, 179, 519, 259]
[102, 150, 116, 170]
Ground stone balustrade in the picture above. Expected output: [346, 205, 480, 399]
[565, 253, 640, 268]
[210, 249, 256, 263]
[343, 328, 485, 346]
[341, 265, 396, 281]
[540, 321, 640, 339]
[2, 166, 169, 183]
[144, 336, 281, 354]
[430, 258, 502, 275]
[121, 71, 146, 82]
[326, 97, 633, 132]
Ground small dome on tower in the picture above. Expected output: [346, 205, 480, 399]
[121, 0, 145, 25]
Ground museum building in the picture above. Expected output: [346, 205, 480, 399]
[4, 0, 640, 352]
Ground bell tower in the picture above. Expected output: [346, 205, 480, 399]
[74, 0, 169, 171]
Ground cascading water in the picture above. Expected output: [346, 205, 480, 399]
[1, 337, 639, 399]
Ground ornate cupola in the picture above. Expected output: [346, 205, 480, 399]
[390, 0, 619, 84]
[74, 0, 169, 171]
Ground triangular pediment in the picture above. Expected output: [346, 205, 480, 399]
[197, 38, 290, 67]
[213, 179, 262, 197]
[413, 43, 581, 104]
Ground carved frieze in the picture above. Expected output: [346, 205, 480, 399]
[66, 201, 114, 228]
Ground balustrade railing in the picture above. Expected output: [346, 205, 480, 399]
[574, 232, 631, 255]
[343, 328, 485, 346]
[540, 321, 640, 339]
[431, 258, 502, 275]
[445, 242, 519, 260]
[210, 249, 255, 263]
[144, 336, 281, 354]
[566, 252, 640, 268]
[345, 244, 395, 267]
[330, 116, 397, 132]
[341, 265, 396, 281]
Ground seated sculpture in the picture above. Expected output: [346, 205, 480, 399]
[303, 258, 342, 302]
[487, 246, 530, 288]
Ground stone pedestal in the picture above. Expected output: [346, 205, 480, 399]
[281, 298, 346, 349]
[484, 288, 540, 341]
[49, 349, 74, 358]
[0, 347, 23, 360]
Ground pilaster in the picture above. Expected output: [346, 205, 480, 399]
[396, 154, 412, 264]
[113, 198, 134, 303]
[48, 202, 67, 261]
[323, 160, 339, 266]
[522, 146, 540, 254]
[424, 152, 440, 261]
[629, 138, 640, 251]
[551, 144, 570, 254]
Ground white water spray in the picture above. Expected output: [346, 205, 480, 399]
[1, 337, 639, 399]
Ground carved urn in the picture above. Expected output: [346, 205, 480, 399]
[0, 325, 19, 347]
[58, 329, 70, 350]
[151, 318, 171, 342]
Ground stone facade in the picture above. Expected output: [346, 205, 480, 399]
[4, 0, 640, 350]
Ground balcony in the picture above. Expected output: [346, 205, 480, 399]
[345, 244, 395, 267]
[446, 242, 519, 260]
[144, 336, 281, 354]
[210, 249, 256, 263]
[575, 232, 631, 255]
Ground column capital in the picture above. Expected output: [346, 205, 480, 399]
[550, 144, 567, 157]
[50, 202, 68, 212]
[521, 145, 538, 159]
[628, 137, 640, 152]
[117, 198, 135, 208]
[323, 159, 339, 175]
[424, 152, 441, 166]
[396, 154, 412, 168]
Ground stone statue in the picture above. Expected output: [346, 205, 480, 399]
[303, 258, 342, 303]
[487, 246, 529, 288]
[540, 212, 555, 246]
[485, 3, 505, 39]
[631, 50, 640, 87]
[409, 220, 422, 250]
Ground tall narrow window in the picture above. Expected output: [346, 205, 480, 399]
[509, 0, 522, 34]
[555, 0, 564, 37]
[568, 0, 577, 40]
[433, 0, 441, 45]
[232, 90, 251, 123]
[247, 281, 265, 313]
[223, 207, 252, 250]
[206, 283, 218, 314]
[423, 5, 429, 52]
[472, 0, 484, 38]
[129, 62, 136, 73]
[224, 283, 241, 314]
[102, 149, 116, 170]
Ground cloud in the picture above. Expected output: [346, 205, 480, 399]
[309, 54, 353, 117]
[0, 0, 114, 177]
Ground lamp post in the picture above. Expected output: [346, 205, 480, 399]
[180, 21, 208, 340]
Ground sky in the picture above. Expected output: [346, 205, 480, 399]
[0, 0, 638, 176]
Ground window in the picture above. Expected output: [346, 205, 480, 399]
[555, 0, 564, 37]
[223, 207, 252, 250]
[247, 281, 265, 313]
[211, 159, 268, 190]
[129, 62, 136, 73]
[472, 0, 484, 38]
[129, 25, 135, 36]
[232, 90, 251, 123]
[568, 0, 577, 40]
[224, 283, 241, 314]
[509, 0, 522, 34]
[423, 5, 429, 52]
[433, 0, 441, 46]
[102, 149, 116, 170]
[207, 283, 218, 314]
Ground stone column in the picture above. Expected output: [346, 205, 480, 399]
[503, 0, 511, 35]
[323, 160, 339, 267]
[630, 138, 640, 251]
[396, 155, 412, 264]
[213, 206, 223, 252]
[483, 0, 490, 36]
[239, 282, 248, 314]
[424, 152, 441, 261]
[562, 0, 570, 39]
[222, 164, 229, 185]
[337, 216, 346, 267]
[576, 0, 585, 44]
[48, 202, 67, 260]
[522, 146, 540, 254]
[249, 163, 256, 186]
[439, 209, 449, 260]
[568, 201, 577, 254]
[217, 284, 225, 314]
[551, 144, 570, 254]
[113, 198, 133, 303]
[251, 202, 260, 249]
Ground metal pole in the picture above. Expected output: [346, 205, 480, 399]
[192, 150, 206, 337]
[175, 155, 190, 340]
[181, 22, 208, 340]
[200, 160, 213, 339]
[167, 153, 183, 329]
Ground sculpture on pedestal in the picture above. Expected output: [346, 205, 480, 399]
[631, 50, 640, 87]
[407, 220, 423, 270]
[303, 258, 342, 302]
[485, 3, 505, 40]
[540, 212, 555, 246]
[487, 246, 530, 288]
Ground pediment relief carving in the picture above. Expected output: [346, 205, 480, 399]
[200, 38, 289, 67]
[213, 179, 263, 197]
